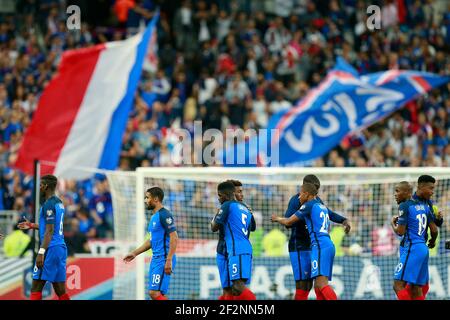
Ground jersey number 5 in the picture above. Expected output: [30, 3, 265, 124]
[241, 213, 248, 236]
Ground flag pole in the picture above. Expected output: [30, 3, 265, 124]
[32, 159, 40, 266]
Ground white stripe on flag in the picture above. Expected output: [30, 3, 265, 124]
[54, 33, 143, 179]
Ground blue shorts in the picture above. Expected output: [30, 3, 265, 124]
[311, 244, 335, 280]
[289, 250, 311, 281]
[216, 253, 231, 289]
[394, 243, 428, 286]
[148, 255, 176, 295]
[32, 245, 67, 283]
[228, 254, 252, 284]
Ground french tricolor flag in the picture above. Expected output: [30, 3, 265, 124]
[15, 13, 159, 179]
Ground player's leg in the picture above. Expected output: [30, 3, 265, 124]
[410, 246, 429, 300]
[148, 256, 168, 300]
[216, 253, 232, 300]
[31, 246, 57, 300]
[229, 254, 255, 300]
[30, 280, 46, 300]
[52, 246, 70, 300]
[312, 245, 337, 300]
[290, 250, 312, 300]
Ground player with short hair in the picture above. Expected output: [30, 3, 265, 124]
[17, 174, 70, 300]
[124, 187, 178, 300]
[406, 174, 444, 298]
[391, 181, 438, 300]
[283, 174, 350, 300]
[211, 181, 256, 300]
[273, 182, 342, 300]
[212, 179, 256, 300]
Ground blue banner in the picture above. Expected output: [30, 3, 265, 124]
[153, 256, 450, 300]
[222, 58, 450, 166]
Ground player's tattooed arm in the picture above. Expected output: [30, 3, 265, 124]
[123, 240, 152, 262]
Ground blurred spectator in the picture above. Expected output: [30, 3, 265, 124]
[0, 0, 449, 241]
[371, 224, 397, 256]
[3, 225, 31, 257]
[64, 217, 91, 257]
[262, 227, 287, 257]
[76, 208, 97, 239]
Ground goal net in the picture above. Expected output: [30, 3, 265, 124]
[107, 167, 450, 300]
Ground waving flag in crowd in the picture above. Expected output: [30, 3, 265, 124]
[222, 57, 450, 166]
[14, 13, 159, 179]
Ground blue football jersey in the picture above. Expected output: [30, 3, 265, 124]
[397, 199, 434, 245]
[288, 196, 345, 250]
[39, 196, 66, 248]
[148, 207, 177, 257]
[215, 200, 253, 256]
[295, 198, 333, 247]
[412, 192, 443, 226]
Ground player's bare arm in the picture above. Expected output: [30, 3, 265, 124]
[37, 223, 54, 268]
[391, 216, 405, 236]
[427, 221, 438, 249]
[18, 216, 39, 230]
[123, 240, 152, 262]
[211, 209, 220, 232]
[271, 213, 299, 227]
[165, 231, 178, 275]
[342, 219, 351, 234]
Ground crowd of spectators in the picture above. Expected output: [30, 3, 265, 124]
[0, 0, 450, 247]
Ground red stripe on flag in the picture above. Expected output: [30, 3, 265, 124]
[411, 75, 431, 92]
[14, 44, 105, 175]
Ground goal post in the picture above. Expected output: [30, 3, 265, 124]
[108, 167, 450, 300]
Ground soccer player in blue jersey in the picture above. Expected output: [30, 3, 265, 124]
[272, 183, 342, 300]
[17, 175, 70, 300]
[211, 181, 256, 300]
[211, 179, 255, 300]
[391, 181, 438, 300]
[283, 175, 350, 300]
[124, 187, 178, 300]
[406, 175, 444, 298]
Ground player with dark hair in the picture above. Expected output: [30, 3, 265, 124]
[17, 174, 70, 300]
[212, 179, 256, 300]
[391, 181, 438, 300]
[272, 183, 343, 300]
[211, 181, 256, 300]
[283, 174, 350, 300]
[403, 175, 444, 298]
[124, 187, 178, 300]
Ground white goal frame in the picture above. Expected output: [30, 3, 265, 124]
[132, 167, 450, 300]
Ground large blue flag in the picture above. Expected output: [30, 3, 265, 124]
[221, 57, 450, 166]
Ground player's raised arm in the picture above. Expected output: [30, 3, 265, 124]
[211, 209, 221, 232]
[271, 212, 301, 227]
[328, 209, 351, 234]
[391, 202, 409, 236]
[123, 240, 152, 262]
[17, 216, 39, 230]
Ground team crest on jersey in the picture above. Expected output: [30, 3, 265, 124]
[46, 210, 52, 216]
[166, 217, 173, 225]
